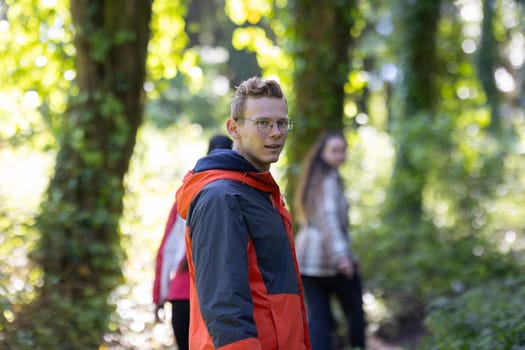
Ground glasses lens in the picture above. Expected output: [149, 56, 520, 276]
[277, 120, 293, 132]
[256, 120, 271, 133]
[275, 120, 293, 133]
[248, 119, 294, 133]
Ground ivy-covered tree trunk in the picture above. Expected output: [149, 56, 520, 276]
[389, 0, 441, 218]
[379, 0, 442, 330]
[458, 0, 509, 243]
[285, 0, 356, 207]
[10, 1, 152, 348]
[477, 0, 501, 135]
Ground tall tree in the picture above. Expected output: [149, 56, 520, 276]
[379, 0, 442, 325]
[185, 0, 261, 86]
[7, 1, 152, 348]
[389, 0, 442, 216]
[455, 0, 507, 229]
[285, 0, 357, 208]
[477, 0, 501, 134]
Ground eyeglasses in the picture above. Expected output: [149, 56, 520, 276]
[235, 118, 294, 134]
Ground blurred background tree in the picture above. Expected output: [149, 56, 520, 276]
[283, 0, 357, 209]
[1, 0, 524, 349]
[2, 0, 152, 348]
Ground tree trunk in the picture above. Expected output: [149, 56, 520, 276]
[477, 0, 501, 134]
[379, 0, 442, 329]
[10, 1, 152, 348]
[387, 0, 441, 221]
[286, 0, 357, 211]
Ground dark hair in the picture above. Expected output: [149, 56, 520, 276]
[293, 131, 346, 224]
[231, 76, 287, 120]
[207, 134, 232, 154]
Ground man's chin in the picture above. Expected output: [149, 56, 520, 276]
[268, 156, 281, 164]
[266, 148, 282, 157]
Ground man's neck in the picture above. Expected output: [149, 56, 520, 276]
[231, 147, 270, 172]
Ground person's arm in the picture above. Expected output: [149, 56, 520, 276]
[318, 175, 354, 277]
[153, 203, 185, 321]
[153, 222, 172, 321]
[189, 185, 262, 349]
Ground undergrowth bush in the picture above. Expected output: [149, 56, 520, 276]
[419, 277, 525, 349]
[357, 222, 522, 339]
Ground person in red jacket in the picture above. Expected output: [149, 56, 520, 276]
[176, 76, 311, 350]
[153, 134, 233, 350]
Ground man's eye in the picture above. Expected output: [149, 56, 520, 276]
[257, 120, 271, 127]
[277, 120, 287, 128]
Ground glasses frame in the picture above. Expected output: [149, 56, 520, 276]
[235, 117, 294, 134]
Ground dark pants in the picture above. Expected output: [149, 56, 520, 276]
[170, 299, 190, 350]
[302, 271, 366, 350]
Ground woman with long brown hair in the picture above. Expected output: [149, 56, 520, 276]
[294, 130, 366, 349]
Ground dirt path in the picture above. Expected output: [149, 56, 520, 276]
[368, 336, 404, 350]
[367, 330, 425, 350]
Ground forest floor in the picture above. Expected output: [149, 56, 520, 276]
[367, 323, 427, 350]
[368, 334, 423, 350]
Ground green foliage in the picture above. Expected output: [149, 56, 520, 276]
[0, 0, 74, 148]
[361, 222, 521, 305]
[359, 105, 524, 335]
[6, 293, 115, 349]
[147, 0, 189, 93]
[419, 278, 525, 349]
[146, 71, 231, 130]
[0, 198, 41, 331]
[2, 0, 525, 348]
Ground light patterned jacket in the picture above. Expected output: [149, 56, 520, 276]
[295, 170, 353, 277]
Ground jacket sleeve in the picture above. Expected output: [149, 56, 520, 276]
[153, 202, 186, 305]
[188, 186, 262, 349]
[318, 175, 351, 261]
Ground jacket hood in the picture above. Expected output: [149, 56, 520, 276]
[176, 150, 282, 219]
[193, 149, 259, 173]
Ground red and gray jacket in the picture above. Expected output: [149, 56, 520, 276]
[176, 149, 311, 350]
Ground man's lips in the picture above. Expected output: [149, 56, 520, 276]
[265, 144, 282, 149]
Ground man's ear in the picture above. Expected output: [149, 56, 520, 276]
[226, 119, 241, 140]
